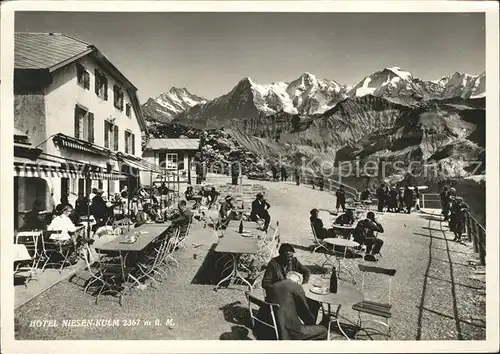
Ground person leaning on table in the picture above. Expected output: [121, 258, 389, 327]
[256, 272, 328, 340]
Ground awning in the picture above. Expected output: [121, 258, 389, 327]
[117, 152, 160, 173]
[14, 159, 126, 180]
[53, 133, 114, 158]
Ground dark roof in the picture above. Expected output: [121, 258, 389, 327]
[145, 139, 200, 151]
[14, 32, 147, 133]
[15, 33, 93, 72]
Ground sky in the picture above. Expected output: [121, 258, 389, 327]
[14, 11, 485, 102]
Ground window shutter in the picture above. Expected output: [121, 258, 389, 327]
[131, 133, 135, 155]
[84, 72, 90, 90]
[74, 105, 80, 139]
[94, 69, 99, 95]
[104, 121, 109, 148]
[113, 125, 119, 151]
[88, 112, 94, 143]
[124, 131, 128, 153]
[104, 79, 108, 101]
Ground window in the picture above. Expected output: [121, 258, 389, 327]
[126, 103, 131, 117]
[124, 130, 133, 154]
[76, 64, 90, 90]
[104, 120, 115, 149]
[131, 133, 135, 155]
[74, 105, 94, 143]
[113, 85, 124, 111]
[94, 69, 108, 100]
[166, 153, 178, 170]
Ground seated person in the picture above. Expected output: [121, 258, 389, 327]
[250, 193, 271, 232]
[169, 200, 194, 237]
[309, 209, 335, 240]
[332, 209, 356, 239]
[21, 199, 45, 231]
[353, 211, 384, 262]
[360, 188, 371, 202]
[135, 204, 151, 227]
[333, 209, 355, 225]
[46, 205, 79, 264]
[256, 275, 328, 340]
[262, 243, 310, 290]
[218, 196, 237, 229]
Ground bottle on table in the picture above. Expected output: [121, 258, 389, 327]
[239, 220, 244, 233]
[330, 266, 338, 293]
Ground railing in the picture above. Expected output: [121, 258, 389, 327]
[300, 173, 360, 201]
[466, 211, 486, 266]
[422, 193, 486, 266]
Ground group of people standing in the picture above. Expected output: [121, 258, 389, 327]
[362, 184, 421, 214]
[440, 186, 470, 242]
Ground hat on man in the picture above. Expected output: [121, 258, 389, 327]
[225, 195, 233, 201]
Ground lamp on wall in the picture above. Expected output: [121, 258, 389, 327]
[106, 115, 117, 124]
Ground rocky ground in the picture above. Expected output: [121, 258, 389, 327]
[15, 177, 486, 341]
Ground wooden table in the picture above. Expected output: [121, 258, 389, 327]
[214, 228, 260, 291]
[322, 238, 360, 284]
[304, 276, 364, 340]
[96, 222, 172, 287]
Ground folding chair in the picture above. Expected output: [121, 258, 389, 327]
[176, 219, 192, 250]
[14, 244, 38, 287]
[352, 264, 396, 339]
[245, 291, 281, 340]
[81, 248, 124, 306]
[310, 223, 329, 254]
[40, 230, 75, 274]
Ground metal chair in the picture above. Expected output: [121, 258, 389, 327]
[40, 230, 75, 274]
[310, 223, 330, 254]
[245, 291, 281, 340]
[352, 264, 396, 339]
[81, 248, 124, 306]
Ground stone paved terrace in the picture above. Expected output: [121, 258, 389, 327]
[14, 176, 486, 341]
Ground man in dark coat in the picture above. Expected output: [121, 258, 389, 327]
[280, 166, 287, 181]
[387, 187, 398, 212]
[335, 186, 346, 212]
[376, 184, 387, 212]
[353, 212, 385, 262]
[231, 161, 240, 185]
[262, 243, 310, 291]
[294, 168, 300, 186]
[250, 193, 271, 232]
[256, 279, 328, 340]
[403, 186, 414, 214]
[440, 186, 450, 220]
[449, 197, 469, 242]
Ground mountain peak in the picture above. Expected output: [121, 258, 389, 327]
[384, 66, 412, 80]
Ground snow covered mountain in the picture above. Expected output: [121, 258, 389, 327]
[142, 87, 207, 123]
[348, 67, 486, 104]
[142, 69, 486, 131]
[436, 71, 486, 99]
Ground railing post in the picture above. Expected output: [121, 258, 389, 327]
[478, 227, 486, 266]
[471, 220, 479, 254]
[466, 213, 472, 242]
